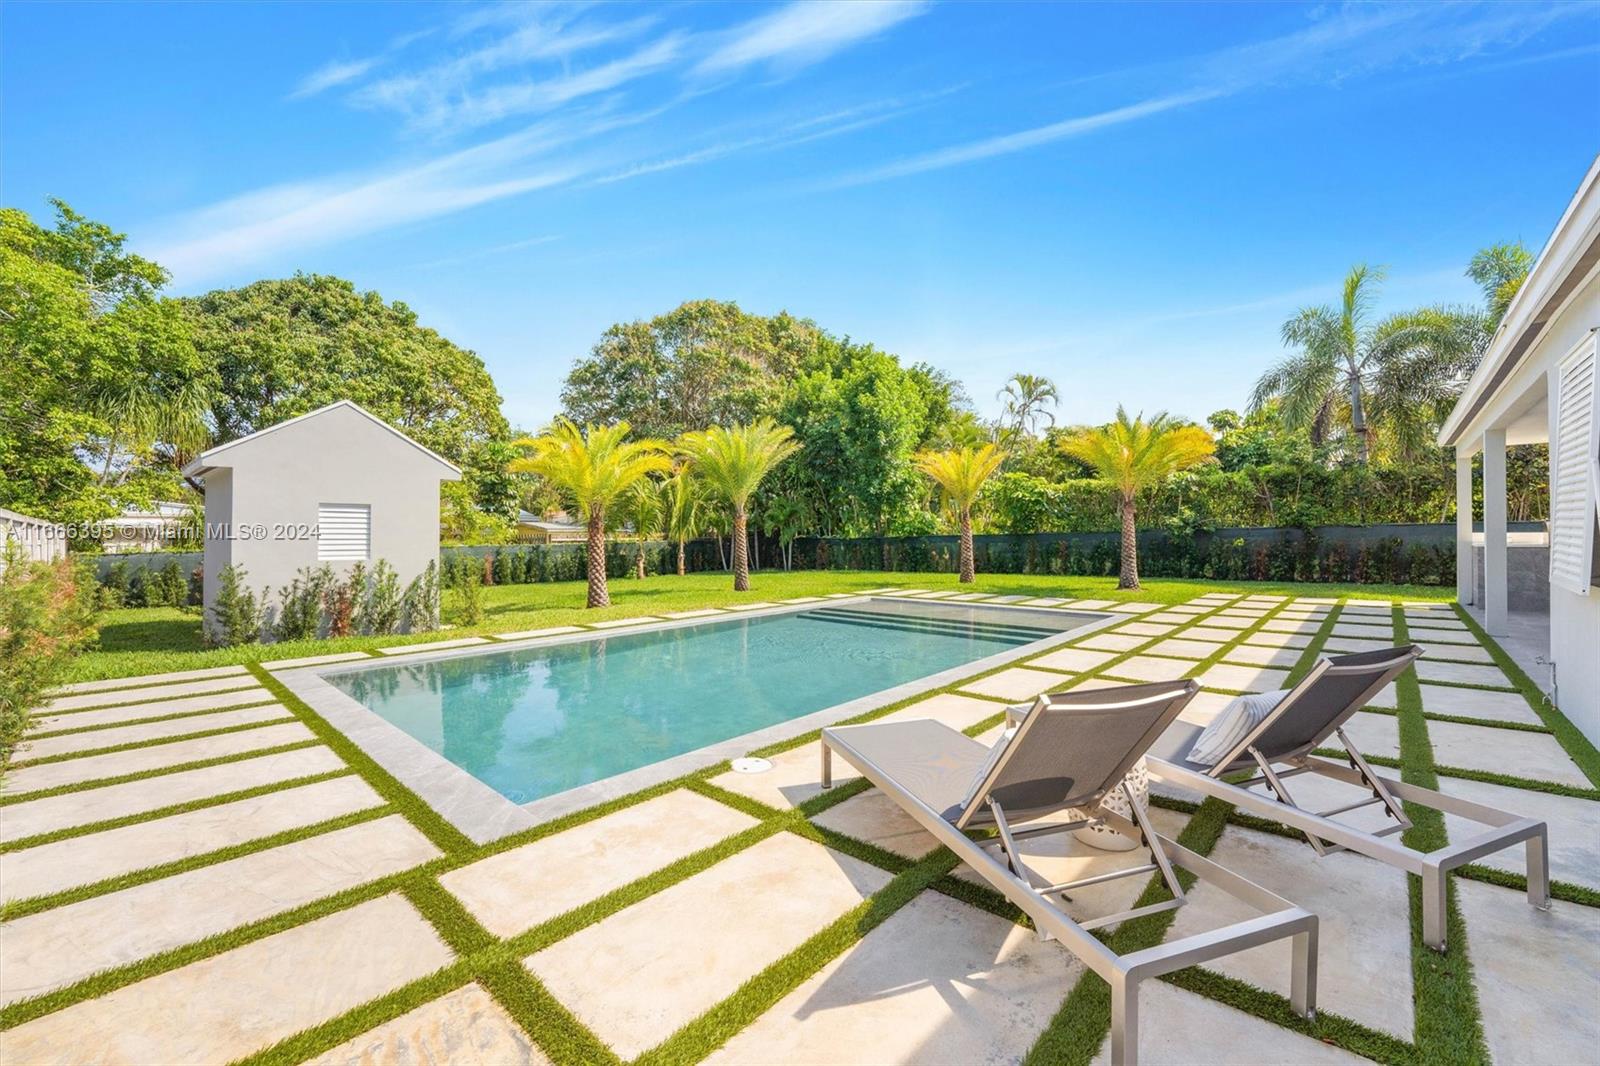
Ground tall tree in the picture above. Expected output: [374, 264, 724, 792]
[1061, 408, 1215, 589]
[662, 466, 704, 576]
[509, 420, 670, 608]
[915, 443, 1006, 582]
[997, 373, 1059, 437]
[1467, 241, 1533, 328]
[183, 274, 510, 513]
[1250, 265, 1476, 464]
[678, 419, 799, 592]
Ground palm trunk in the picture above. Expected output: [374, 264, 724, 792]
[1348, 375, 1369, 465]
[676, 539, 686, 576]
[634, 537, 645, 579]
[958, 509, 975, 583]
[585, 508, 610, 608]
[1118, 496, 1140, 590]
[732, 507, 750, 591]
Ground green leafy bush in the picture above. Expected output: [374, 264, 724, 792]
[208, 564, 268, 647]
[0, 546, 98, 763]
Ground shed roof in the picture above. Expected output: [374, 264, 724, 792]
[182, 400, 462, 478]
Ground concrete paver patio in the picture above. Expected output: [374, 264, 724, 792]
[3, 591, 1596, 1065]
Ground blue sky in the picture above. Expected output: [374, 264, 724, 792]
[5, 1, 1598, 430]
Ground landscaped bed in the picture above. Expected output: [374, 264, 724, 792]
[2, 579, 1595, 1064]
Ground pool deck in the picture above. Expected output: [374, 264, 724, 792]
[3, 589, 1597, 1064]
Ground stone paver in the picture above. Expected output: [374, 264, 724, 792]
[1141, 611, 1193, 624]
[1141, 638, 1225, 661]
[494, 625, 586, 639]
[264, 652, 373, 669]
[1220, 643, 1301, 668]
[1427, 720, 1589, 787]
[0, 746, 346, 843]
[1324, 711, 1401, 759]
[1019, 596, 1066, 606]
[1321, 636, 1394, 655]
[879, 692, 1007, 732]
[661, 609, 725, 619]
[1261, 619, 1322, 635]
[0, 815, 439, 1006]
[1415, 641, 1493, 664]
[42, 675, 265, 713]
[50, 665, 249, 696]
[1070, 598, 1116, 610]
[1456, 881, 1600, 1066]
[1438, 775, 1600, 886]
[812, 789, 940, 858]
[378, 636, 492, 653]
[1163, 604, 1212, 616]
[1027, 647, 1118, 674]
[526, 833, 892, 1059]
[725, 601, 779, 610]
[708, 892, 1079, 1066]
[307, 982, 547, 1066]
[1196, 663, 1291, 694]
[1165, 825, 1413, 1039]
[440, 790, 757, 937]
[985, 594, 1027, 603]
[1241, 630, 1314, 649]
[1198, 615, 1253, 630]
[22, 704, 291, 761]
[1417, 684, 1541, 725]
[961, 667, 1071, 701]
[1415, 660, 1513, 688]
[1076, 632, 1149, 653]
[1089, 982, 1364, 1065]
[780, 595, 827, 603]
[708, 742, 854, 810]
[1103, 655, 1194, 683]
[1106, 601, 1161, 613]
[1113, 621, 1177, 637]
[587, 617, 661, 629]
[0, 775, 383, 901]
[1180, 625, 1245, 644]
[32, 687, 275, 731]
[5, 722, 317, 795]
[0, 895, 452, 1065]
[1407, 616, 1469, 631]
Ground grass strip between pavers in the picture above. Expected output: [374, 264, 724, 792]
[0, 738, 324, 805]
[7, 713, 301, 768]
[29, 682, 270, 718]
[25, 697, 283, 739]
[1392, 609, 1490, 1066]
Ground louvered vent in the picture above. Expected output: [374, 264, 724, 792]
[317, 504, 371, 562]
[1551, 335, 1599, 595]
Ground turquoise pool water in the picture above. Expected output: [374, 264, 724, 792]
[325, 600, 1088, 805]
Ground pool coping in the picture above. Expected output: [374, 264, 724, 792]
[277, 596, 1121, 843]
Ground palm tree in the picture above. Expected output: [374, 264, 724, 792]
[661, 466, 703, 576]
[762, 492, 811, 571]
[509, 419, 670, 608]
[617, 477, 663, 579]
[677, 418, 799, 592]
[91, 375, 211, 484]
[1250, 265, 1477, 464]
[1467, 241, 1533, 328]
[914, 444, 1005, 583]
[997, 373, 1059, 437]
[1060, 408, 1214, 590]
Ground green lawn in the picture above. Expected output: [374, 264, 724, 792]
[70, 570, 1456, 682]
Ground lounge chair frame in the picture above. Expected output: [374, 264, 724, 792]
[1147, 647, 1551, 951]
[821, 682, 1318, 1066]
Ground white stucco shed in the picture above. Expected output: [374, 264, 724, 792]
[182, 400, 461, 635]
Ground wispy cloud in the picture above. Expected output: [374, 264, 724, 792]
[407, 234, 560, 270]
[823, 1, 1590, 188]
[824, 88, 1221, 189]
[289, 57, 382, 99]
[694, 0, 929, 77]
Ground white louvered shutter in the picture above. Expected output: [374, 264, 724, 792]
[317, 504, 371, 562]
[1550, 334, 1599, 595]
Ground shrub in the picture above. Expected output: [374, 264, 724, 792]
[401, 561, 439, 633]
[275, 566, 332, 642]
[325, 570, 359, 638]
[0, 546, 98, 763]
[366, 560, 403, 635]
[446, 557, 484, 626]
[208, 564, 268, 647]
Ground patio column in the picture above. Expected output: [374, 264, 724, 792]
[1455, 450, 1475, 605]
[1482, 427, 1508, 636]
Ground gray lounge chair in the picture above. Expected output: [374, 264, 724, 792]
[1146, 645, 1551, 951]
[821, 679, 1317, 1066]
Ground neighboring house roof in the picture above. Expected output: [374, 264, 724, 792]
[182, 400, 462, 478]
[1439, 153, 1600, 448]
[517, 511, 586, 532]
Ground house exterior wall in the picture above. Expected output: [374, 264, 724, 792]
[197, 405, 455, 637]
[1542, 274, 1600, 740]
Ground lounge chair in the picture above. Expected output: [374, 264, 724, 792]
[821, 679, 1318, 1066]
[1145, 645, 1551, 951]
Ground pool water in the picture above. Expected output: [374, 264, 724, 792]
[325, 599, 1089, 804]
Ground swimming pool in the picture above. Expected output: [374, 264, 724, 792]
[321, 599, 1098, 810]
